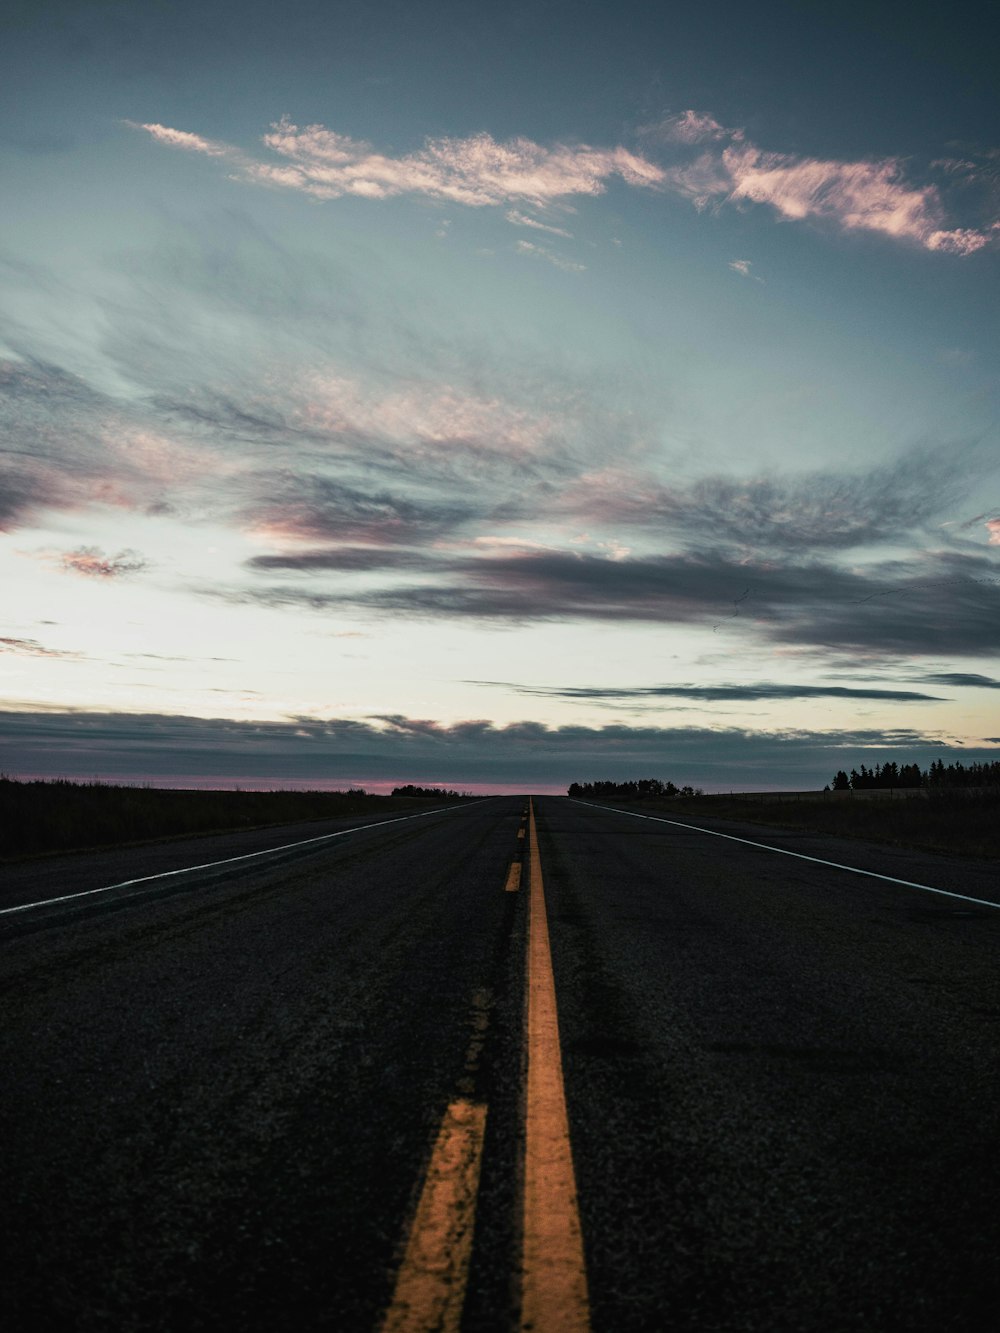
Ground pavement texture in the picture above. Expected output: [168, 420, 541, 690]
[1, 795, 998, 1330]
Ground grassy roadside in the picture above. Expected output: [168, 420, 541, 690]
[592, 790, 1000, 861]
[0, 778, 475, 860]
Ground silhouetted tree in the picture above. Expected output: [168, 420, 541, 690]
[567, 778, 700, 799]
[832, 758, 1000, 791]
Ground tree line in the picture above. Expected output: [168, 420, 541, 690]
[830, 759, 1000, 791]
[391, 784, 467, 799]
[567, 778, 703, 799]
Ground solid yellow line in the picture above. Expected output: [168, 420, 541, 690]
[381, 1099, 488, 1333]
[505, 862, 522, 892]
[521, 798, 590, 1331]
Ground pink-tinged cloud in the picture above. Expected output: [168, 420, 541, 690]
[293, 371, 561, 455]
[133, 117, 665, 210]
[129, 122, 231, 156]
[651, 110, 740, 145]
[987, 519, 1000, 546]
[724, 146, 984, 251]
[260, 120, 665, 206]
[926, 227, 992, 256]
[58, 547, 149, 578]
[658, 111, 996, 254]
[129, 113, 996, 253]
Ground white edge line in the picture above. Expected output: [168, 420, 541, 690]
[569, 798, 1000, 912]
[1, 799, 491, 919]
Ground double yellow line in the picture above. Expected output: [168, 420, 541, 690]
[381, 798, 590, 1331]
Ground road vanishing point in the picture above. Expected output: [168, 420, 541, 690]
[2, 795, 999, 1330]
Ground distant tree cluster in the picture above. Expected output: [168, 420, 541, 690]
[567, 778, 702, 799]
[831, 759, 1000, 791]
[391, 784, 466, 799]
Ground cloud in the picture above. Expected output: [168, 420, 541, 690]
[560, 444, 977, 553]
[514, 239, 586, 272]
[0, 636, 83, 659]
[242, 472, 480, 548]
[125, 122, 230, 157]
[476, 681, 945, 704]
[288, 371, 561, 458]
[124, 114, 1000, 255]
[227, 547, 1000, 657]
[0, 356, 206, 532]
[728, 258, 763, 282]
[247, 546, 437, 573]
[0, 358, 103, 529]
[917, 672, 1000, 690]
[651, 110, 738, 145]
[987, 519, 1000, 545]
[131, 117, 665, 210]
[5, 236, 994, 676]
[654, 110, 997, 254]
[769, 554, 1000, 657]
[506, 210, 574, 238]
[56, 547, 149, 579]
[4, 708, 995, 791]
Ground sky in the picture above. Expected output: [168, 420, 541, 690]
[2, 0, 999, 793]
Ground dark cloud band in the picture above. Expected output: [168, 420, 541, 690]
[3, 709, 997, 791]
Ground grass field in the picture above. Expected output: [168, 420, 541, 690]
[609, 789, 1000, 861]
[0, 778, 472, 860]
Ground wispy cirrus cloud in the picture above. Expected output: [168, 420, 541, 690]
[129, 117, 665, 210]
[649, 109, 998, 254]
[128, 113, 997, 255]
[290, 371, 561, 457]
[559, 444, 978, 553]
[514, 239, 586, 272]
[125, 122, 229, 157]
[654, 110, 738, 146]
[506, 209, 574, 238]
[242, 472, 481, 549]
[0, 357, 185, 532]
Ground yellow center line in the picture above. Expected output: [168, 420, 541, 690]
[521, 798, 590, 1331]
[380, 1098, 488, 1333]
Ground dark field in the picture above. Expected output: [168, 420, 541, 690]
[0, 778, 472, 860]
[615, 789, 1000, 860]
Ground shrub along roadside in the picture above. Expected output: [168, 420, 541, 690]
[0, 778, 474, 860]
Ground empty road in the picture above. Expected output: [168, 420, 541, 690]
[2, 796, 998, 1330]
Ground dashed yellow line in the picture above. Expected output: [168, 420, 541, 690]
[380, 1098, 488, 1333]
[505, 861, 523, 892]
[521, 798, 590, 1331]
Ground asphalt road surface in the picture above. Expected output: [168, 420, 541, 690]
[2, 796, 998, 1331]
